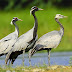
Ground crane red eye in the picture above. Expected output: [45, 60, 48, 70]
[35, 8, 37, 9]
[15, 18, 17, 20]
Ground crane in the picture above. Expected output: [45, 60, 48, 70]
[5, 6, 43, 65]
[29, 14, 67, 66]
[0, 17, 22, 57]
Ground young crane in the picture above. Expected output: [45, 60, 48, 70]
[5, 6, 43, 65]
[29, 14, 67, 66]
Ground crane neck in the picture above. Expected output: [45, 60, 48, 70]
[55, 18, 64, 36]
[12, 21, 19, 36]
[32, 11, 38, 40]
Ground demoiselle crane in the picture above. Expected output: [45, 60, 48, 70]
[29, 14, 67, 66]
[0, 17, 22, 57]
[5, 6, 43, 65]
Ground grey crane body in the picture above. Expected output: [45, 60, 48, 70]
[11, 27, 38, 52]
[0, 17, 22, 56]
[0, 32, 18, 56]
[33, 30, 62, 50]
[6, 27, 38, 64]
[29, 14, 67, 66]
[5, 6, 43, 64]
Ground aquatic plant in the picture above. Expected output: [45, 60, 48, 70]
[69, 56, 72, 66]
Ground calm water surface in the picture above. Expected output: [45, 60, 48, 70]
[0, 52, 72, 67]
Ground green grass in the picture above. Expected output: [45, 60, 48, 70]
[0, 65, 72, 72]
[0, 7, 72, 52]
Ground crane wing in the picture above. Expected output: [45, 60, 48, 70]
[34, 31, 62, 49]
[9, 27, 37, 52]
[5, 27, 38, 64]
[0, 31, 18, 55]
[0, 32, 17, 43]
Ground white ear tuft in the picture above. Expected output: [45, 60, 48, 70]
[10, 21, 13, 25]
[30, 10, 31, 16]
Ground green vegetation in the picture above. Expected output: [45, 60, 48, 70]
[0, 0, 71, 10]
[0, 7, 72, 52]
[69, 56, 72, 66]
[0, 65, 72, 72]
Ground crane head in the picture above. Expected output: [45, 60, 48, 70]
[55, 14, 67, 19]
[30, 6, 43, 15]
[10, 17, 23, 25]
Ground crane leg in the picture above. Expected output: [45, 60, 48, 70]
[23, 50, 25, 66]
[47, 48, 51, 66]
[9, 59, 11, 65]
[5, 55, 9, 65]
[29, 49, 32, 66]
[11, 59, 14, 66]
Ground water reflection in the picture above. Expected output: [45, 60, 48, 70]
[0, 52, 72, 67]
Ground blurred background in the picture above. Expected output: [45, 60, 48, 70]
[0, 0, 72, 52]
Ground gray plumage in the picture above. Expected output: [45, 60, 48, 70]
[29, 14, 67, 66]
[0, 17, 22, 56]
[5, 6, 43, 64]
[5, 27, 38, 64]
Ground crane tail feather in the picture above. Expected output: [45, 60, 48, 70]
[5, 50, 12, 64]
[0, 54, 4, 57]
[29, 44, 44, 57]
[31, 48, 37, 56]
[29, 45, 39, 57]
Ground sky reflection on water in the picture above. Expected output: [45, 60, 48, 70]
[0, 52, 72, 67]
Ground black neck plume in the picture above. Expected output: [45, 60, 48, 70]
[32, 11, 38, 40]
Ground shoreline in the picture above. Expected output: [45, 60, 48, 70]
[1, 65, 72, 72]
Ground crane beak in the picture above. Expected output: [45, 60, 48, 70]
[18, 19, 23, 21]
[64, 16, 67, 18]
[38, 8, 44, 10]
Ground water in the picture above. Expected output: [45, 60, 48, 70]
[0, 52, 72, 67]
